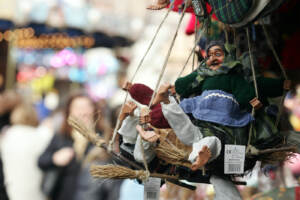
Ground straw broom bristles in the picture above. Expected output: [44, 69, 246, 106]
[90, 164, 179, 181]
[258, 146, 298, 165]
[68, 116, 106, 148]
[155, 140, 192, 168]
[91, 164, 148, 180]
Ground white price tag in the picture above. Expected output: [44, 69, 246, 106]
[144, 177, 161, 200]
[224, 145, 245, 174]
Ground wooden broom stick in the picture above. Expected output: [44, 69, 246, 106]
[90, 164, 179, 181]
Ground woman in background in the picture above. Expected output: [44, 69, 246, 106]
[1, 102, 53, 200]
[38, 93, 96, 200]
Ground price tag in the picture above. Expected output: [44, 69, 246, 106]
[224, 145, 245, 174]
[144, 177, 161, 200]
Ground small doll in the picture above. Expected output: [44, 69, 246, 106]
[147, 0, 170, 10]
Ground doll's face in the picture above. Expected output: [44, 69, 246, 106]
[206, 45, 225, 71]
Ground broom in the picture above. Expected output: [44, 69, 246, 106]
[90, 164, 179, 181]
[155, 140, 192, 168]
[68, 116, 106, 148]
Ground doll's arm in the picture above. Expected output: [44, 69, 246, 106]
[118, 108, 140, 144]
[161, 96, 202, 145]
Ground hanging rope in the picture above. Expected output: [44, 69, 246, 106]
[261, 22, 288, 80]
[137, 2, 189, 177]
[178, 20, 208, 78]
[139, 136, 150, 180]
[148, 3, 188, 108]
[192, 15, 198, 72]
[245, 27, 259, 150]
[261, 21, 289, 127]
[108, 1, 175, 152]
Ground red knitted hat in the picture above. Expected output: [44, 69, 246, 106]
[128, 83, 171, 128]
[150, 104, 171, 129]
[129, 83, 154, 105]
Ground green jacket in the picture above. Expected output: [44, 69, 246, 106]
[175, 71, 284, 110]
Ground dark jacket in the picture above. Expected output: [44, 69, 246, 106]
[38, 133, 84, 200]
[74, 160, 123, 200]
[0, 157, 9, 200]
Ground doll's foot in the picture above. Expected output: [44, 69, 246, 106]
[191, 146, 211, 171]
[136, 125, 160, 143]
[147, 0, 169, 10]
[119, 101, 137, 121]
[152, 83, 171, 106]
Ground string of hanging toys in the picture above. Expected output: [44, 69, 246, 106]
[68, 0, 298, 199]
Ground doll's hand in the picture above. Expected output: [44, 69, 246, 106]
[122, 81, 132, 91]
[139, 107, 151, 124]
[136, 125, 160, 143]
[147, 0, 170, 10]
[152, 83, 171, 106]
[52, 147, 75, 167]
[119, 101, 137, 121]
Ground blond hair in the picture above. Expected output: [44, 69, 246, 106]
[10, 103, 39, 127]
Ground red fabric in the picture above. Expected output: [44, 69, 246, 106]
[185, 14, 196, 35]
[129, 84, 153, 105]
[278, 0, 298, 13]
[150, 104, 171, 128]
[184, 3, 218, 35]
[295, 186, 300, 200]
[129, 83, 170, 128]
[281, 31, 300, 70]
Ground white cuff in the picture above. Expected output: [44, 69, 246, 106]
[118, 114, 139, 144]
[161, 96, 203, 145]
[188, 136, 222, 163]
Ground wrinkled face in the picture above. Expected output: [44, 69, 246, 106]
[206, 45, 225, 71]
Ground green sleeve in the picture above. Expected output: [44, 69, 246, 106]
[256, 77, 284, 98]
[231, 75, 284, 110]
[230, 75, 256, 110]
[175, 71, 202, 98]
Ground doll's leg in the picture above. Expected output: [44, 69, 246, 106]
[136, 125, 160, 143]
[147, 0, 170, 10]
[210, 175, 242, 200]
[188, 136, 221, 170]
[190, 146, 211, 170]
[161, 96, 200, 145]
[133, 134, 156, 163]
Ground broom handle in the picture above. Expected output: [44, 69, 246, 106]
[150, 173, 179, 180]
[99, 143, 144, 170]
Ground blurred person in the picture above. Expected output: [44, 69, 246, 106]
[74, 101, 123, 200]
[74, 147, 123, 200]
[0, 90, 21, 131]
[0, 156, 9, 200]
[0, 102, 53, 200]
[38, 93, 97, 200]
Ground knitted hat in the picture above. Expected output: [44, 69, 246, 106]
[205, 40, 226, 56]
[128, 83, 170, 128]
[150, 104, 170, 129]
[180, 90, 254, 127]
[129, 84, 154, 105]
